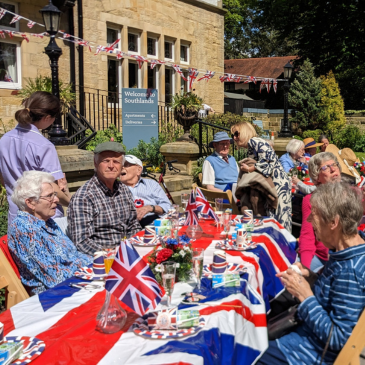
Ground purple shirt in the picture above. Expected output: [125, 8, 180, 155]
[0, 123, 64, 229]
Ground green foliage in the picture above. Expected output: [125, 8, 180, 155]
[319, 71, 346, 133]
[345, 110, 365, 116]
[85, 125, 125, 152]
[192, 156, 206, 186]
[0, 184, 8, 238]
[354, 134, 365, 153]
[332, 124, 362, 150]
[171, 92, 203, 113]
[302, 129, 324, 142]
[17, 76, 76, 113]
[293, 135, 303, 140]
[289, 60, 323, 134]
[159, 122, 182, 144]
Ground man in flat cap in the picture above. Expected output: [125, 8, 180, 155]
[120, 155, 172, 227]
[67, 142, 141, 255]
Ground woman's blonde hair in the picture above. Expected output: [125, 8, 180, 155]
[231, 122, 257, 148]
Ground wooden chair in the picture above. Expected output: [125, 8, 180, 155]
[192, 183, 240, 214]
[334, 309, 365, 365]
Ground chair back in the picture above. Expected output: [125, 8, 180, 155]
[192, 184, 239, 214]
[334, 309, 365, 364]
[0, 236, 29, 309]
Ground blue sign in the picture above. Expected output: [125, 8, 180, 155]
[122, 88, 159, 150]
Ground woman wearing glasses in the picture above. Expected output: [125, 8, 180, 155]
[231, 122, 292, 231]
[7, 171, 92, 295]
[298, 152, 342, 272]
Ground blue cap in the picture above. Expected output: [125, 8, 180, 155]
[209, 131, 233, 148]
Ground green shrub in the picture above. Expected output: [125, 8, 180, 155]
[85, 125, 126, 152]
[332, 124, 362, 149]
[192, 156, 206, 186]
[354, 134, 365, 153]
[302, 129, 324, 142]
[345, 110, 365, 116]
[293, 135, 303, 140]
[0, 185, 8, 237]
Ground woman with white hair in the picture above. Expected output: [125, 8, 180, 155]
[8, 171, 92, 295]
[279, 139, 307, 173]
[258, 182, 365, 365]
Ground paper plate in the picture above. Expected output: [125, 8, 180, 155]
[203, 263, 247, 278]
[215, 241, 257, 251]
[4, 336, 45, 365]
[132, 316, 205, 339]
[73, 267, 105, 281]
[129, 236, 159, 247]
[231, 217, 263, 227]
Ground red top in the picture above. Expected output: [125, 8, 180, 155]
[299, 194, 329, 268]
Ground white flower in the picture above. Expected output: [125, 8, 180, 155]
[156, 246, 163, 251]
[175, 263, 180, 268]
[179, 250, 186, 258]
[155, 264, 162, 272]
[183, 246, 190, 252]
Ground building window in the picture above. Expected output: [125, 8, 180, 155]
[180, 44, 189, 64]
[148, 66, 158, 89]
[181, 70, 189, 92]
[107, 27, 120, 48]
[164, 41, 174, 61]
[108, 58, 121, 103]
[147, 37, 157, 57]
[0, 2, 18, 31]
[0, 40, 21, 89]
[128, 61, 141, 88]
[128, 32, 139, 53]
[165, 67, 174, 104]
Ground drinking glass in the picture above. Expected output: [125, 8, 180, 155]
[104, 247, 116, 274]
[161, 261, 176, 307]
[181, 193, 189, 210]
[172, 204, 180, 219]
[215, 198, 223, 212]
[186, 224, 203, 242]
[192, 248, 204, 292]
[223, 213, 232, 241]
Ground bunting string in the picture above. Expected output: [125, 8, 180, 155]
[0, 7, 287, 92]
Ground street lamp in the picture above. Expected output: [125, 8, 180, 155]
[279, 62, 294, 138]
[40, 1, 69, 145]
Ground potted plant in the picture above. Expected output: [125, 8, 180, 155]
[171, 92, 203, 141]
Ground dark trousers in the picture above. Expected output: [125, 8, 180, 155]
[139, 214, 160, 228]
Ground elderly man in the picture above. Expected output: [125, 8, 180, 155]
[67, 142, 141, 255]
[202, 131, 239, 192]
[120, 155, 172, 227]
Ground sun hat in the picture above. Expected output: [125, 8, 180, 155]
[326, 144, 361, 184]
[208, 131, 233, 148]
[93, 141, 125, 154]
[125, 155, 143, 168]
[303, 137, 323, 149]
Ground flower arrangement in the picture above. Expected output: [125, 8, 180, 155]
[353, 161, 365, 177]
[147, 235, 193, 284]
[288, 165, 310, 180]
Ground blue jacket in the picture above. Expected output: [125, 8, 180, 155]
[278, 243, 365, 364]
[279, 152, 308, 173]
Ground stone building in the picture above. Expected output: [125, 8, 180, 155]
[0, 0, 225, 133]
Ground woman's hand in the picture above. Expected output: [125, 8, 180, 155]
[297, 156, 307, 163]
[292, 262, 310, 278]
[277, 268, 313, 302]
[240, 163, 254, 173]
[57, 174, 70, 197]
[292, 176, 300, 185]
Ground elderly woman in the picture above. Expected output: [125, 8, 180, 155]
[298, 152, 341, 272]
[8, 171, 92, 295]
[318, 134, 329, 152]
[258, 182, 365, 365]
[279, 139, 307, 173]
[231, 122, 291, 231]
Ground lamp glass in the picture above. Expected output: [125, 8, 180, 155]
[284, 62, 293, 79]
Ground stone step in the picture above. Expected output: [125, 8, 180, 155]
[146, 173, 194, 193]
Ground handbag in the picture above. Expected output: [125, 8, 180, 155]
[267, 304, 299, 340]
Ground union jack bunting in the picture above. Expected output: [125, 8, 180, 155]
[188, 68, 199, 89]
[260, 78, 271, 93]
[27, 21, 35, 29]
[0, 8, 6, 20]
[273, 79, 278, 93]
[131, 55, 147, 69]
[20, 33, 29, 43]
[105, 240, 163, 316]
[244, 76, 257, 84]
[78, 40, 91, 52]
[116, 51, 125, 59]
[0, 30, 5, 39]
[9, 15, 21, 24]
[31, 33, 44, 39]
[266, 78, 272, 93]
[225, 74, 236, 82]
[197, 70, 215, 82]
[172, 64, 187, 81]
[195, 187, 218, 222]
[62, 33, 71, 39]
[94, 45, 105, 56]
[150, 59, 165, 69]
[104, 39, 120, 53]
[219, 75, 227, 83]
[4, 30, 13, 38]
[183, 191, 199, 226]
[234, 76, 243, 83]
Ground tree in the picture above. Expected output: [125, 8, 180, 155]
[319, 71, 346, 134]
[288, 60, 323, 134]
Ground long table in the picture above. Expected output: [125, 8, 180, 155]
[0, 217, 297, 365]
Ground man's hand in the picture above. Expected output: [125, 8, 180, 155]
[136, 206, 153, 221]
[57, 174, 70, 197]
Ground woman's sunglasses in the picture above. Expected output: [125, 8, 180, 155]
[231, 131, 240, 138]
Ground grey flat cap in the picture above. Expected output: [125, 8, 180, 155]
[93, 141, 125, 154]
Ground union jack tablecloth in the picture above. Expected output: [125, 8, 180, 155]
[0, 217, 297, 364]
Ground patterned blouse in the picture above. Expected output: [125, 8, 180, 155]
[8, 211, 92, 295]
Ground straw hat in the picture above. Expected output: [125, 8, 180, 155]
[303, 137, 323, 149]
[326, 144, 361, 184]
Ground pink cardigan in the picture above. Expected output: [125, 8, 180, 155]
[299, 194, 329, 268]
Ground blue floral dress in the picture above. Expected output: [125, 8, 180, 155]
[8, 211, 92, 295]
[248, 137, 292, 231]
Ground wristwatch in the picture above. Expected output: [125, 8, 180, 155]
[151, 205, 156, 213]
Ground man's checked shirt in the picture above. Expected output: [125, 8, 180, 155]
[67, 174, 141, 255]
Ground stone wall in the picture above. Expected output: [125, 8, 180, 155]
[346, 116, 365, 132]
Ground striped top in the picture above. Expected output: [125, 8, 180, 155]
[278, 243, 365, 364]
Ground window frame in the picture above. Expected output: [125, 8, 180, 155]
[106, 26, 121, 49]
[107, 56, 122, 107]
[147, 35, 158, 59]
[147, 64, 159, 90]
[180, 43, 190, 65]
[127, 30, 141, 55]
[164, 40, 174, 62]
[0, 1, 19, 32]
[128, 60, 142, 89]
[0, 38, 21, 89]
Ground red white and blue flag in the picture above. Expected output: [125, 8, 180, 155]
[195, 187, 218, 222]
[150, 59, 165, 69]
[9, 15, 21, 24]
[273, 79, 278, 93]
[105, 240, 162, 316]
[184, 190, 199, 226]
[244, 76, 257, 84]
[27, 21, 35, 29]
[104, 39, 120, 53]
[197, 70, 215, 82]
[172, 64, 187, 81]
[188, 68, 199, 89]
[94, 45, 105, 55]
[0, 8, 7, 20]
[131, 55, 147, 69]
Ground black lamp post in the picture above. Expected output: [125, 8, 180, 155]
[40, 1, 69, 145]
[279, 62, 294, 138]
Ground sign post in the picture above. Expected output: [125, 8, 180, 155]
[122, 88, 159, 150]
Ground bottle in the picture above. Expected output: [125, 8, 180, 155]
[271, 131, 275, 141]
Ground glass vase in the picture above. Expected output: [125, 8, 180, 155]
[96, 291, 127, 334]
